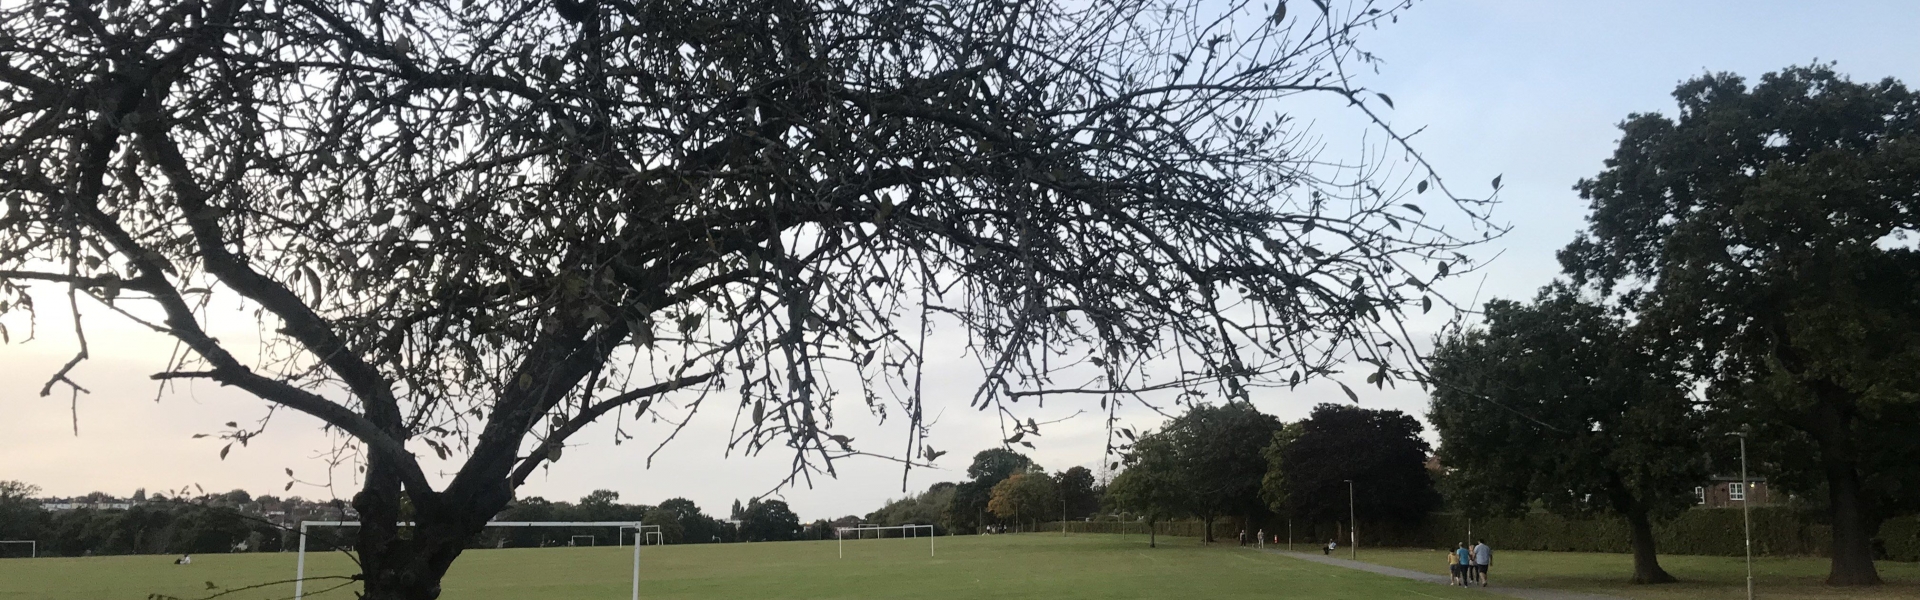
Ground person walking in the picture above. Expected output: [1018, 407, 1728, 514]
[1454, 543, 1474, 584]
[1323, 539, 1337, 556]
[1256, 529, 1265, 549]
[1472, 539, 1493, 587]
[1446, 546, 1465, 586]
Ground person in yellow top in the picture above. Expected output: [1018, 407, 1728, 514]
[1446, 547, 1464, 585]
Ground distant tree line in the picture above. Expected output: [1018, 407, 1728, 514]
[0, 482, 812, 557]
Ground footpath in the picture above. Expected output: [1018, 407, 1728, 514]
[1259, 548, 1625, 600]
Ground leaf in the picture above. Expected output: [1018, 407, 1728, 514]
[191, 433, 208, 439]
[1338, 382, 1359, 403]
[1437, 261, 1451, 276]
[1311, 0, 1329, 13]
[225, 421, 237, 428]
[1422, 296, 1433, 314]
[1301, 246, 1324, 258]
[547, 444, 563, 462]
[1020, 441, 1035, 449]
[219, 444, 231, 460]
[285, 468, 294, 477]
[1402, 203, 1424, 215]
[1269, 0, 1286, 24]
[284, 481, 295, 491]
[1006, 432, 1025, 444]
[1416, 180, 1428, 194]
[1491, 174, 1503, 190]
[1375, 92, 1394, 109]
[301, 265, 323, 300]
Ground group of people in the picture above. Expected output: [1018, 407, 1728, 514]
[1447, 540, 1492, 587]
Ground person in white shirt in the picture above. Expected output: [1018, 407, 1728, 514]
[173, 554, 192, 565]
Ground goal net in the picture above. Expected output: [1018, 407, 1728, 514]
[570, 535, 598, 547]
[835, 524, 935, 558]
[294, 521, 643, 600]
[0, 541, 34, 558]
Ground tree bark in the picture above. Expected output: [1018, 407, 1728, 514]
[1149, 517, 1157, 548]
[1809, 386, 1884, 586]
[1202, 515, 1215, 543]
[1624, 508, 1677, 584]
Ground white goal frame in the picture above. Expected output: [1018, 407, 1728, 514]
[0, 540, 34, 558]
[619, 524, 663, 546]
[570, 534, 598, 547]
[295, 521, 642, 600]
[835, 524, 935, 558]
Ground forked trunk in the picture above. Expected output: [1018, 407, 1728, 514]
[1809, 389, 1883, 586]
[1624, 509, 1677, 584]
[351, 458, 498, 600]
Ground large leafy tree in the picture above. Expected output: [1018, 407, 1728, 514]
[987, 471, 1056, 531]
[1103, 433, 1185, 548]
[1264, 404, 1438, 531]
[1560, 66, 1920, 585]
[944, 449, 1035, 533]
[1053, 466, 1099, 521]
[0, 0, 1490, 596]
[736, 499, 802, 542]
[1162, 402, 1281, 542]
[1429, 287, 1705, 584]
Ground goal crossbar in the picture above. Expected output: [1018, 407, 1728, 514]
[295, 521, 643, 600]
[0, 541, 34, 558]
[835, 524, 935, 558]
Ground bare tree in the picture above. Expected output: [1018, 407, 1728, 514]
[0, 0, 1494, 596]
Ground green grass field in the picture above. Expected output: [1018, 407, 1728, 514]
[1352, 547, 1920, 600]
[0, 534, 1491, 600]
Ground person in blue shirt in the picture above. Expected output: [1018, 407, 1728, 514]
[1472, 540, 1492, 587]
[1454, 543, 1473, 583]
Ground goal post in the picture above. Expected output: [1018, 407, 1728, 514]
[295, 521, 642, 600]
[570, 535, 597, 547]
[0, 541, 34, 558]
[619, 524, 663, 546]
[835, 524, 935, 558]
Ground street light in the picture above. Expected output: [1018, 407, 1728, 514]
[1729, 431, 1753, 600]
[1344, 479, 1357, 560]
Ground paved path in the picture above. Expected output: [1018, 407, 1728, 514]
[1259, 548, 1625, 600]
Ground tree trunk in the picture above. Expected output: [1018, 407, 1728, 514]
[1809, 387, 1883, 586]
[350, 456, 500, 600]
[1624, 508, 1677, 584]
[1149, 518, 1157, 548]
[1202, 515, 1215, 543]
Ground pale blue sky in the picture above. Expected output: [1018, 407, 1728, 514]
[3, 1, 1917, 520]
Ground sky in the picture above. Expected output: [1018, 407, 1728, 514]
[3, 0, 1919, 522]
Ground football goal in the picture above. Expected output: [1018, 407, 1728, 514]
[570, 534, 597, 547]
[620, 524, 663, 546]
[835, 524, 935, 558]
[294, 521, 643, 600]
[0, 540, 35, 558]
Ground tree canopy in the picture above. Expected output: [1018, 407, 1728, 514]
[1103, 433, 1184, 548]
[1161, 402, 1281, 542]
[0, 0, 1490, 595]
[987, 471, 1056, 530]
[1053, 466, 1099, 522]
[1560, 65, 1920, 585]
[1264, 404, 1438, 529]
[1429, 286, 1704, 584]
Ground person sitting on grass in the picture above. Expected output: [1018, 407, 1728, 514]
[173, 554, 192, 565]
[1323, 539, 1336, 555]
[1446, 546, 1464, 586]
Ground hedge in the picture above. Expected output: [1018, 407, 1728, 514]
[1047, 510, 1920, 561]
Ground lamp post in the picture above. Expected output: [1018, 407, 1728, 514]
[1731, 431, 1753, 600]
[1344, 479, 1357, 560]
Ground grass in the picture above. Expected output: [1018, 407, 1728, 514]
[0, 533, 1496, 600]
[1350, 547, 1920, 600]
